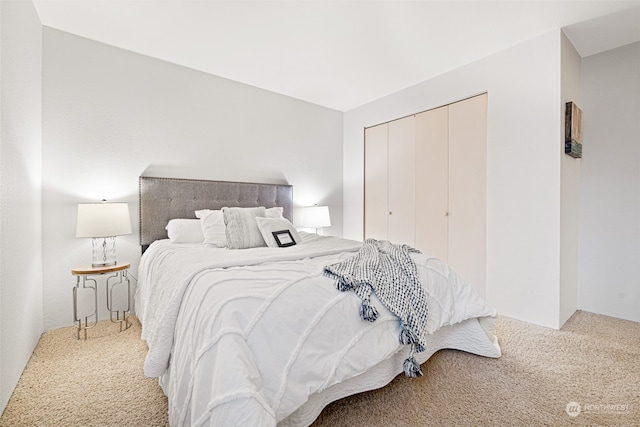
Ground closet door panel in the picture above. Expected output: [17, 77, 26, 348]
[364, 124, 389, 240]
[388, 116, 416, 245]
[415, 106, 449, 259]
[448, 94, 487, 296]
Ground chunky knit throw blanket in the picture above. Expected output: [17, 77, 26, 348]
[323, 239, 427, 377]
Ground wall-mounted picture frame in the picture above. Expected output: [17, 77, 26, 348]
[565, 101, 583, 158]
[272, 230, 296, 247]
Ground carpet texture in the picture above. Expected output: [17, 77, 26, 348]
[0, 311, 638, 426]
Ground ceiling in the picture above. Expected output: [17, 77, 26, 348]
[32, 1, 640, 112]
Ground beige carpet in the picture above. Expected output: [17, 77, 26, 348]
[1, 311, 638, 426]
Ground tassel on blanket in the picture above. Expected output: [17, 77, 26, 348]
[403, 354, 423, 378]
[335, 277, 353, 292]
[359, 301, 378, 322]
[399, 323, 418, 345]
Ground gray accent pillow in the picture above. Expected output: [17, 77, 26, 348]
[222, 207, 267, 249]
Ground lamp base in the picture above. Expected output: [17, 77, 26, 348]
[91, 236, 117, 267]
[91, 262, 117, 267]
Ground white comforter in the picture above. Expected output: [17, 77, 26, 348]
[136, 233, 499, 426]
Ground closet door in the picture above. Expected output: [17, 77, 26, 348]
[415, 106, 449, 259]
[448, 94, 487, 296]
[364, 123, 389, 241]
[387, 116, 415, 246]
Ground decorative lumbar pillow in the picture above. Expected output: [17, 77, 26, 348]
[266, 207, 284, 218]
[255, 217, 301, 248]
[222, 207, 267, 249]
[165, 219, 204, 243]
[195, 209, 227, 248]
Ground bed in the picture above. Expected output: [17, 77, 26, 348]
[135, 176, 501, 427]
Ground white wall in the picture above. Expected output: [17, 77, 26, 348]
[42, 29, 344, 330]
[344, 30, 565, 329]
[579, 42, 640, 323]
[0, 0, 43, 415]
[559, 32, 581, 326]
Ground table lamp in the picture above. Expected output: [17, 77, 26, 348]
[76, 201, 132, 267]
[299, 205, 331, 234]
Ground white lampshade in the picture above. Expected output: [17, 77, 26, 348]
[299, 205, 331, 229]
[76, 202, 132, 267]
[76, 202, 132, 238]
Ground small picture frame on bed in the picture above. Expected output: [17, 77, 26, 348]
[272, 230, 296, 247]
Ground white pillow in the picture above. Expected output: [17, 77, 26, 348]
[266, 207, 284, 218]
[255, 217, 301, 248]
[195, 209, 227, 247]
[222, 207, 267, 249]
[165, 219, 204, 244]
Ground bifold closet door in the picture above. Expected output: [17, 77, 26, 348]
[364, 123, 388, 241]
[448, 94, 487, 296]
[387, 115, 415, 246]
[365, 94, 487, 296]
[415, 106, 449, 260]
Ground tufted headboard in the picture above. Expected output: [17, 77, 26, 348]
[139, 176, 293, 252]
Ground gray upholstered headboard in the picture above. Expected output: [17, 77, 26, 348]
[139, 176, 293, 252]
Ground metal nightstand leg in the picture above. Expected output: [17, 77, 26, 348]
[72, 276, 98, 340]
[106, 270, 132, 331]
